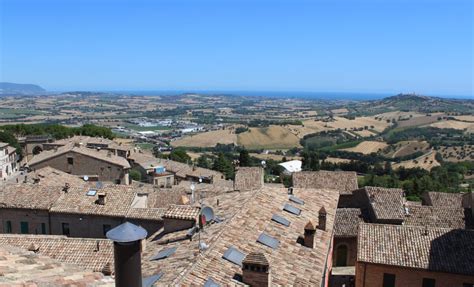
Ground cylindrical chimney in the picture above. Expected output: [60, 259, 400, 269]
[106, 222, 147, 287]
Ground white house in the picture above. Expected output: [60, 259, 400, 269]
[0, 142, 18, 180]
[278, 160, 302, 175]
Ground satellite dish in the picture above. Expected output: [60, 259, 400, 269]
[261, 160, 266, 167]
[83, 175, 89, 181]
[201, 206, 215, 223]
[199, 177, 203, 183]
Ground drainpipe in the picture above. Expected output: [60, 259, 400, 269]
[106, 222, 147, 287]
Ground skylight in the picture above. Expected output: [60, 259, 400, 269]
[283, 203, 301, 215]
[289, 195, 304, 205]
[257, 233, 279, 249]
[271, 214, 290, 226]
[204, 278, 220, 287]
[86, 189, 97, 196]
[150, 247, 177, 261]
[142, 273, 163, 287]
[222, 246, 245, 266]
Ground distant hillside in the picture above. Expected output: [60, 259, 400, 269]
[0, 82, 46, 95]
[355, 93, 474, 114]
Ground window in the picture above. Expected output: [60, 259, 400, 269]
[62, 223, 70, 236]
[103, 224, 112, 236]
[67, 157, 74, 165]
[20, 221, 29, 234]
[41, 223, 47, 234]
[383, 273, 396, 287]
[4, 221, 12, 233]
[423, 278, 435, 287]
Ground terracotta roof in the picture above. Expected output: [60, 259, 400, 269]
[423, 191, 464, 208]
[29, 143, 130, 168]
[0, 244, 113, 286]
[404, 206, 466, 229]
[334, 208, 366, 237]
[358, 223, 474, 276]
[0, 184, 63, 210]
[50, 184, 137, 217]
[141, 186, 339, 286]
[362, 186, 405, 222]
[0, 234, 113, 272]
[176, 186, 338, 286]
[234, 167, 264, 191]
[292, 170, 358, 194]
[130, 151, 223, 180]
[141, 190, 257, 285]
[49, 135, 129, 151]
[162, 205, 200, 220]
[48, 184, 166, 221]
[27, 166, 88, 187]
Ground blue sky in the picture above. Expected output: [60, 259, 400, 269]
[0, 0, 472, 96]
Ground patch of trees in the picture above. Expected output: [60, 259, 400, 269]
[385, 127, 467, 145]
[0, 123, 115, 140]
[359, 162, 473, 201]
[235, 127, 249, 134]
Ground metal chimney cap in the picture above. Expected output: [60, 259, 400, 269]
[106, 222, 147, 243]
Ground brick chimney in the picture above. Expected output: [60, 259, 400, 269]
[97, 192, 106, 205]
[318, 206, 327, 231]
[242, 252, 270, 287]
[304, 220, 316, 248]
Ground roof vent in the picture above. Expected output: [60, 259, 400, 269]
[63, 183, 70, 193]
[101, 262, 112, 276]
[288, 187, 293, 195]
[96, 192, 106, 205]
[28, 243, 40, 253]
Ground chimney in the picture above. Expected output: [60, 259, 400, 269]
[97, 192, 106, 205]
[28, 243, 40, 253]
[63, 183, 70, 193]
[288, 186, 293, 195]
[318, 207, 327, 231]
[303, 220, 316, 248]
[242, 252, 270, 287]
[106, 222, 147, 287]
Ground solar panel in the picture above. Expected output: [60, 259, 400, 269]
[86, 189, 97, 196]
[204, 278, 220, 287]
[142, 273, 163, 287]
[222, 246, 245, 266]
[271, 214, 290, 226]
[283, 203, 301, 215]
[150, 247, 177, 261]
[257, 233, 279, 249]
[289, 195, 304, 205]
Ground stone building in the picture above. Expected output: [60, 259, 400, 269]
[356, 224, 474, 287]
[42, 135, 131, 158]
[28, 143, 131, 184]
[0, 142, 17, 180]
[0, 169, 187, 238]
[129, 150, 224, 185]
